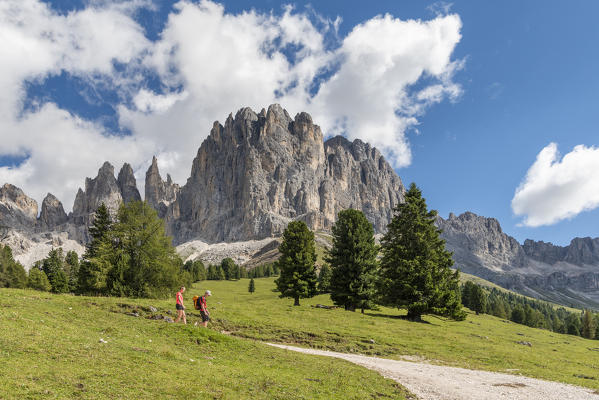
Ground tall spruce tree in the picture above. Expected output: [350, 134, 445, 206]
[42, 248, 69, 293]
[326, 209, 378, 312]
[78, 203, 112, 295]
[470, 284, 488, 315]
[100, 201, 181, 298]
[65, 250, 80, 292]
[275, 221, 318, 306]
[248, 278, 255, 293]
[0, 244, 27, 289]
[379, 183, 465, 321]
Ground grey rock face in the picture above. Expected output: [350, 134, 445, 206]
[70, 162, 124, 242]
[38, 193, 68, 230]
[323, 135, 404, 234]
[565, 237, 599, 265]
[171, 104, 404, 243]
[438, 211, 599, 309]
[522, 239, 567, 264]
[145, 156, 179, 218]
[523, 237, 599, 266]
[0, 183, 38, 230]
[117, 163, 141, 204]
[438, 211, 528, 274]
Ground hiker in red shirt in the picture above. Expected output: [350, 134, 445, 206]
[198, 290, 211, 327]
[174, 286, 186, 324]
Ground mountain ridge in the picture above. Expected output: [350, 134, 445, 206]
[1, 104, 598, 309]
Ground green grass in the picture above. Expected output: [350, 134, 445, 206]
[5, 278, 599, 399]
[0, 289, 411, 399]
[203, 278, 599, 389]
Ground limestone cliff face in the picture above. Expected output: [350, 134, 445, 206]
[170, 104, 404, 243]
[117, 163, 141, 204]
[71, 162, 123, 225]
[437, 212, 599, 308]
[0, 183, 38, 230]
[145, 156, 179, 218]
[438, 212, 528, 275]
[322, 136, 404, 235]
[38, 193, 68, 230]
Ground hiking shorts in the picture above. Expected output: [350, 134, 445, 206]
[176, 304, 184, 311]
[200, 311, 210, 322]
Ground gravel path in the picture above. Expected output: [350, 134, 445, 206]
[268, 343, 599, 400]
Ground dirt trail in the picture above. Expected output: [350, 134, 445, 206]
[268, 343, 599, 400]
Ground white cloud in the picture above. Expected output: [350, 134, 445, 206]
[308, 13, 463, 167]
[0, 0, 463, 212]
[512, 143, 599, 227]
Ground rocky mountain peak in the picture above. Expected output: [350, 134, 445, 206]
[39, 193, 67, 230]
[565, 237, 599, 265]
[98, 161, 115, 177]
[71, 161, 123, 225]
[170, 104, 404, 243]
[145, 156, 179, 218]
[0, 183, 38, 230]
[437, 211, 528, 274]
[117, 163, 141, 204]
[0, 183, 38, 220]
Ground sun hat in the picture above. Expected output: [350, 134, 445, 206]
[205, 290, 212, 296]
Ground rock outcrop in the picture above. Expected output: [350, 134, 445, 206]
[169, 104, 404, 243]
[38, 193, 68, 230]
[117, 163, 141, 204]
[0, 183, 38, 230]
[323, 136, 404, 235]
[71, 162, 123, 226]
[437, 212, 599, 309]
[145, 156, 179, 218]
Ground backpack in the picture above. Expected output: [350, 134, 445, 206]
[192, 296, 200, 310]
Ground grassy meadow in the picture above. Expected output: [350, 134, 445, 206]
[204, 278, 599, 389]
[3, 277, 599, 399]
[0, 288, 410, 399]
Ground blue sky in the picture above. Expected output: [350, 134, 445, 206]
[1, 0, 598, 246]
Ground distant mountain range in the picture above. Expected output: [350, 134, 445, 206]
[1, 104, 597, 309]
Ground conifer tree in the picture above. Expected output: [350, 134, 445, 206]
[248, 278, 255, 293]
[27, 267, 51, 291]
[0, 244, 27, 289]
[566, 313, 581, 336]
[221, 258, 236, 280]
[65, 250, 80, 291]
[193, 260, 206, 281]
[317, 264, 332, 293]
[511, 304, 525, 324]
[379, 183, 465, 321]
[217, 265, 226, 281]
[42, 248, 69, 293]
[470, 284, 487, 315]
[100, 201, 181, 298]
[582, 310, 596, 339]
[78, 203, 112, 295]
[326, 209, 378, 312]
[275, 221, 318, 306]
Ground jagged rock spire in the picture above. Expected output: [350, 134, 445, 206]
[39, 193, 67, 229]
[117, 163, 141, 204]
[145, 156, 179, 218]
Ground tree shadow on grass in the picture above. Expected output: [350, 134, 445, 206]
[364, 312, 433, 324]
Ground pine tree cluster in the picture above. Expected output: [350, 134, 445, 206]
[462, 281, 599, 339]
